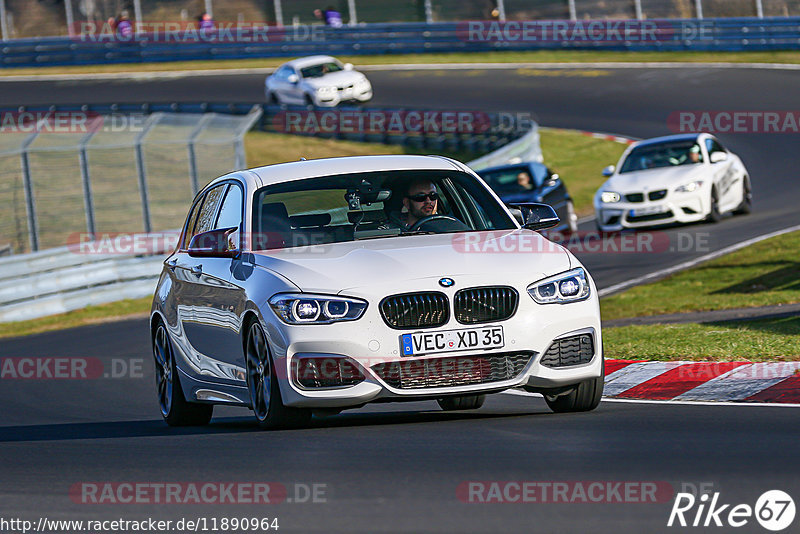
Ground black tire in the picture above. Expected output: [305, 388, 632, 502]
[245, 319, 311, 430]
[566, 200, 578, 234]
[437, 395, 486, 411]
[706, 187, 722, 223]
[544, 360, 604, 413]
[304, 94, 315, 109]
[266, 91, 280, 105]
[152, 321, 213, 426]
[733, 177, 752, 215]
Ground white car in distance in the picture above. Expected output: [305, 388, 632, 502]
[265, 55, 373, 107]
[594, 133, 752, 231]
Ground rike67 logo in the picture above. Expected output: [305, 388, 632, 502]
[668, 490, 795, 531]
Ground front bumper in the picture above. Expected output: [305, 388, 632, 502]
[595, 191, 708, 231]
[267, 288, 603, 408]
[314, 86, 373, 107]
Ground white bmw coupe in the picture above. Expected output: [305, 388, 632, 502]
[265, 55, 373, 107]
[594, 133, 752, 231]
[150, 155, 604, 429]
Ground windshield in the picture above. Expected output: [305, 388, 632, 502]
[251, 170, 515, 250]
[479, 164, 549, 194]
[619, 140, 704, 173]
[300, 62, 343, 78]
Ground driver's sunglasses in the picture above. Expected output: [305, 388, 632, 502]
[407, 192, 439, 202]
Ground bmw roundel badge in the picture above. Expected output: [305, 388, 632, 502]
[439, 277, 455, 288]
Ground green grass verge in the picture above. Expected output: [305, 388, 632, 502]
[2, 50, 799, 77]
[540, 128, 626, 216]
[600, 230, 800, 320]
[0, 297, 152, 339]
[603, 316, 800, 361]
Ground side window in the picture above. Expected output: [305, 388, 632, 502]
[214, 184, 243, 230]
[705, 138, 725, 155]
[530, 165, 550, 188]
[191, 185, 226, 241]
[182, 196, 205, 250]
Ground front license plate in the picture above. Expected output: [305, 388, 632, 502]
[401, 326, 504, 356]
[630, 205, 666, 217]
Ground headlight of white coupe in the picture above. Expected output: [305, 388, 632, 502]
[528, 268, 591, 304]
[675, 180, 704, 193]
[600, 191, 621, 203]
[269, 293, 367, 324]
[316, 86, 337, 94]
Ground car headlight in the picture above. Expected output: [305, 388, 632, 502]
[316, 86, 337, 94]
[675, 180, 704, 193]
[527, 268, 591, 304]
[269, 293, 367, 324]
[600, 191, 621, 203]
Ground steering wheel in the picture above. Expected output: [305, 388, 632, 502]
[409, 215, 466, 232]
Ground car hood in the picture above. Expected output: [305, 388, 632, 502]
[604, 165, 708, 193]
[304, 71, 365, 89]
[252, 230, 571, 295]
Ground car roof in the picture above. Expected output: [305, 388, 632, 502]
[634, 133, 704, 147]
[282, 55, 339, 69]
[476, 161, 545, 174]
[206, 155, 465, 190]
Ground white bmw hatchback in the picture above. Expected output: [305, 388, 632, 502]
[594, 133, 752, 231]
[265, 55, 373, 107]
[150, 155, 604, 429]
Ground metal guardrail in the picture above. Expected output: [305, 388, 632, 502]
[1, 18, 799, 68]
[0, 233, 175, 322]
[0, 102, 533, 159]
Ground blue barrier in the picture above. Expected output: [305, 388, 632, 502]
[1, 18, 800, 68]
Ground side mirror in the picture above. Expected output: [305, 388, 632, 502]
[602, 165, 615, 177]
[287, 74, 299, 84]
[188, 227, 239, 258]
[508, 203, 560, 231]
[544, 173, 559, 187]
[709, 152, 728, 164]
[343, 63, 354, 71]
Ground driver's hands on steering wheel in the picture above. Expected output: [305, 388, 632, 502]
[407, 215, 469, 233]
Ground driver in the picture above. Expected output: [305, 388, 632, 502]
[400, 179, 439, 229]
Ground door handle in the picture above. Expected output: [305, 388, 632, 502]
[190, 264, 203, 276]
[166, 258, 177, 271]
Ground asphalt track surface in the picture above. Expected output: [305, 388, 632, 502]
[1, 66, 799, 532]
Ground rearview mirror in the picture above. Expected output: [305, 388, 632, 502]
[508, 203, 560, 231]
[287, 74, 299, 84]
[343, 63, 354, 71]
[188, 227, 239, 258]
[602, 165, 615, 177]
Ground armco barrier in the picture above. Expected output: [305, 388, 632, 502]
[1, 18, 800, 68]
[0, 234, 176, 322]
[0, 102, 537, 164]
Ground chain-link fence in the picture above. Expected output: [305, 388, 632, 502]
[1, 0, 797, 39]
[0, 108, 261, 254]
